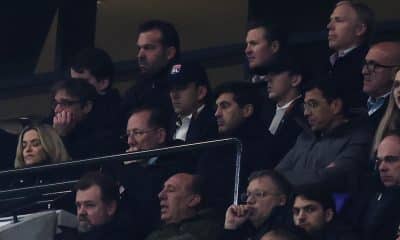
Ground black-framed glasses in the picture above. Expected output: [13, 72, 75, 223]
[51, 99, 81, 109]
[303, 100, 320, 111]
[121, 128, 157, 140]
[240, 191, 280, 202]
[363, 60, 399, 74]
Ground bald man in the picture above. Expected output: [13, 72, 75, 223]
[362, 41, 400, 129]
[145, 173, 221, 240]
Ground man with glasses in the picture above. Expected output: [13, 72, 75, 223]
[50, 79, 121, 159]
[275, 80, 372, 192]
[341, 131, 400, 240]
[362, 41, 400, 129]
[223, 170, 292, 240]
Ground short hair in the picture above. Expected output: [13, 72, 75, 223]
[248, 170, 292, 197]
[304, 78, 349, 116]
[75, 172, 119, 205]
[214, 81, 264, 118]
[246, 20, 288, 50]
[138, 19, 180, 60]
[336, 1, 375, 43]
[129, 105, 169, 130]
[71, 48, 115, 88]
[15, 124, 71, 168]
[51, 79, 98, 108]
[294, 187, 336, 213]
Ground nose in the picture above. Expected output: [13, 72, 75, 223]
[245, 44, 251, 55]
[327, 20, 333, 30]
[297, 211, 307, 223]
[214, 107, 222, 118]
[246, 194, 256, 205]
[24, 144, 32, 153]
[137, 48, 145, 59]
[77, 205, 87, 216]
[361, 64, 369, 75]
[170, 89, 179, 99]
[158, 188, 166, 200]
[378, 160, 388, 173]
[304, 106, 311, 117]
[54, 103, 62, 114]
[127, 134, 137, 147]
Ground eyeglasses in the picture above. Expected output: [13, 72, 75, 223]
[303, 100, 320, 111]
[121, 129, 157, 140]
[51, 99, 81, 109]
[240, 191, 280, 202]
[363, 60, 399, 74]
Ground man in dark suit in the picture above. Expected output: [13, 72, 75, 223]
[167, 62, 218, 143]
[327, 1, 375, 110]
[362, 42, 400, 130]
[263, 58, 307, 161]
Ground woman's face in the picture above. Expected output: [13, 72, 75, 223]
[393, 70, 400, 109]
[22, 129, 47, 166]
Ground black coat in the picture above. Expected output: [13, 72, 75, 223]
[326, 44, 369, 110]
[169, 104, 218, 143]
[263, 97, 307, 162]
[197, 117, 276, 211]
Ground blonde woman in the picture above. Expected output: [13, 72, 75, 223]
[14, 124, 70, 168]
[373, 69, 400, 153]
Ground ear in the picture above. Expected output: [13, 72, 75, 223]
[290, 74, 302, 88]
[157, 128, 167, 145]
[97, 79, 110, 92]
[82, 101, 93, 114]
[329, 98, 343, 115]
[188, 194, 201, 208]
[270, 40, 280, 54]
[166, 46, 177, 61]
[355, 23, 367, 37]
[242, 104, 254, 118]
[324, 208, 334, 223]
[196, 86, 207, 102]
[106, 200, 117, 216]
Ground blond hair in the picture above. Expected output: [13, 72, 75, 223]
[15, 124, 71, 168]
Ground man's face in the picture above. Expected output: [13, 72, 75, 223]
[293, 196, 332, 234]
[158, 174, 198, 224]
[53, 89, 89, 124]
[75, 185, 115, 233]
[215, 93, 247, 135]
[327, 4, 363, 51]
[245, 27, 276, 70]
[304, 88, 337, 132]
[377, 135, 400, 187]
[362, 47, 395, 98]
[393, 71, 400, 109]
[70, 68, 106, 94]
[245, 176, 286, 227]
[126, 110, 165, 152]
[267, 71, 294, 102]
[137, 29, 170, 77]
[170, 82, 205, 116]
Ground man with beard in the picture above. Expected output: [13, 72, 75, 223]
[121, 20, 180, 122]
[57, 172, 132, 240]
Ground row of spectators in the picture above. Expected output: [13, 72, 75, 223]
[0, 0, 400, 240]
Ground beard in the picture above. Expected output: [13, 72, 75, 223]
[77, 215, 93, 233]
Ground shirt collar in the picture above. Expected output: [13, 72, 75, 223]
[276, 95, 302, 111]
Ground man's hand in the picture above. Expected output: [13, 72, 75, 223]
[224, 204, 251, 230]
[53, 111, 77, 136]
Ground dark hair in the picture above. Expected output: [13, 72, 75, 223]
[51, 79, 97, 108]
[337, 1, 375, 43]
[248, 170, 292, 197]
[214, 81, 263, 118]
[71, 48, 115, 89]
[138, 19, 180, 60]
[75, 172, 119, 205]
[294, 187, 336, 213]
[304, 78, 349, 116]
[246, 20, 288, 50]
[129, 105, 169, 131]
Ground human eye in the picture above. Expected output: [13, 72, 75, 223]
[32, 140, 42, 147]
[22, 142, 27, 149]
[292, 208, 300, 216]
[304, 206, 316, 213]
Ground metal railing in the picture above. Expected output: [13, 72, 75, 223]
[0, 138, 243, 214]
